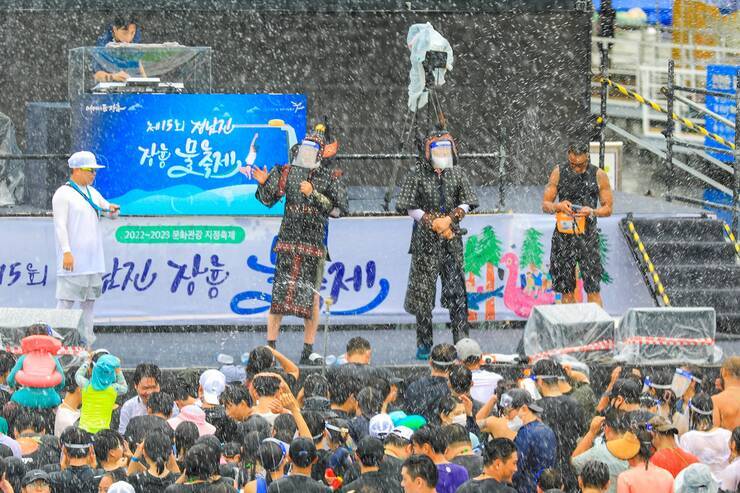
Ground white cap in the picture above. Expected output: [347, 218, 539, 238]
[368, 413, 394, 439]
[389, 426, 414, 442]
[455, 338, 482, 361]
[68, 151, 105, 169]
[199, 369, 226, 405]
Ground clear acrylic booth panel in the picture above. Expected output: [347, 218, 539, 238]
[68, 45, 212, 98]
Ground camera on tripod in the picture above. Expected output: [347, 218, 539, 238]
[423, 50, 449, 88]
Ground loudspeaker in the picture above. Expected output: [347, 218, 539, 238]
[616, 307, 716, 364]
[24, 102, 71, 209]
[0, 307, 83, 348]
[523, 303, 615, 363]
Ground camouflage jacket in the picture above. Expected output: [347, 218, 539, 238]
[256, 164, 348, 259]
[396, 161, 479, 255]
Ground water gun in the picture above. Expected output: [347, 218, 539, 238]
[325, 468, 343, 490]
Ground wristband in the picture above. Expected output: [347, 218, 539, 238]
[130, 456, 140, 463]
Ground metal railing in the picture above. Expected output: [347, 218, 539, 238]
[597, 61, 739, 233]
[591, 26, 738, 140]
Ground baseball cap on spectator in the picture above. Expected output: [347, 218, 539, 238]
[606, 431, 641, 460]
[389, 411, 427, 430]
[108, 482, 136, 493]
[390, 426, 414, 442]
[369, 413, 394, 439]
[68, 151, 105, 169]
[501, 388, 543, 413]
[455, 338, 482, 362]
[648, 415, 678, 435]
[22, 469, 50, 486]
[675, 463, 719, 493]
[289, 438, 317, 468]
[199, 369, 226, 405]
[167, 405, 216, 436]
[219, 361, 246, 384]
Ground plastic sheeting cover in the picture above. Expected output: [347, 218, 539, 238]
[406, 22, 454, 112]
[0, 112, 23, 206]
[524, 303, 615, 363]
[616, 307, 718, 365]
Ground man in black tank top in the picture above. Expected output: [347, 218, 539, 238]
[541, 143, 613, 306]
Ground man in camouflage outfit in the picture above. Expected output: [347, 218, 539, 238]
[252, 123, 348, 364]
[396, 129, 478, 360]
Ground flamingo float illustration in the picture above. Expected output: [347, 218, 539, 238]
[500, 252, 556, 318]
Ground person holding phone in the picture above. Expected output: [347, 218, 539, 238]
[541, 142, 613, 306]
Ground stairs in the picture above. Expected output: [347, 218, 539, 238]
[621, 216, 740, 333]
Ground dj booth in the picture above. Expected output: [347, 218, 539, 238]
[67, 45, 306, 216]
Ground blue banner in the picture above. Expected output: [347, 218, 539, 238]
[72, 94, 307, 215]
[704, 65, 736, 163]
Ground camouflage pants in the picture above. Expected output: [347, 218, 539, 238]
[405, 246, 469, 347]
[270, 242, 325, 319]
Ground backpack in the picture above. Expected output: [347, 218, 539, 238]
[14, 336, 62, 388]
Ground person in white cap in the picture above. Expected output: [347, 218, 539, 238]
[52, 151, 119, 346]
[455, 338, 502, 404]
[197, 369, 227, 440]
[369, 413, 395, 440]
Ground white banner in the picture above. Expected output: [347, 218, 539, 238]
[0, 214, 653, 325]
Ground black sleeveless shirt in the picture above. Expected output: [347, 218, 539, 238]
[556, 163, 600, 232]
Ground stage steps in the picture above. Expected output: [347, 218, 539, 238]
[621, 216, 740, 333]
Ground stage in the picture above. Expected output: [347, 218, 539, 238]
[94, 324, 740, 370]
[3, 186, 735, 370]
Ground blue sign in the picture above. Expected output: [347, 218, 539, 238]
[704, 65, 736, 163]
[72, 94, 307, 215]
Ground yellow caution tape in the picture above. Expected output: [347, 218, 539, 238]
[628, 221, 671, 306]
[722, 222, 740, 259]
[601, 78, 736, 150]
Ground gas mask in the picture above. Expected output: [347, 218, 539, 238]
[292, 139, 322, 169]
[671, 368, 698, 399]
[430, 140, 454, 170]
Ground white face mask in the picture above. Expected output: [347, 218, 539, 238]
[292, 139, 321, 169]
[451, 414, 467, 427]
[430, 140, 454, 169]
[507, 416, 524, 433]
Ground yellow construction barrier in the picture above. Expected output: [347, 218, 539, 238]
[601, 77, 735, 151]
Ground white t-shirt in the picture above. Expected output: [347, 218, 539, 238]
[52, 183, 110, 276]
[54, 404, 80, 437]
[678, 428, 732, 473]
[716, 457, 739, 492]
[470, 369, 503, 404]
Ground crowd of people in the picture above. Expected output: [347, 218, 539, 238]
[0, 327, 737, 493]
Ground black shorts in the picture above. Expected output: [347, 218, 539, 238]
[549, 229, 603, 294]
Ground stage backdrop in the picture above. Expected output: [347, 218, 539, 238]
[0, 214, 654, 325]
[72, 94, 307, 215]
